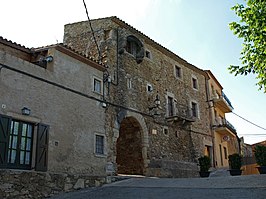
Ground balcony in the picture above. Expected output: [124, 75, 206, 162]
[212, 92, 233, 113]
[214, 117, 237, 137]
[166, 104, 196, 123]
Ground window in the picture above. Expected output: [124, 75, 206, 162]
[95, 135, 104, 155]
[163, 128, 169, 135]
[126, 40, 138, 57]
[168, 96, 174, 117]
[191, 102, 198, 118]
[7, 120, 33, 169]
[125, 35, 144, 64]
[147, 84, 153, 92]
[94, 78, 101, 93]
[175, 65, 182, 79]
[145, 50, 151, 59]
[0, 114, 49, 171]
[224, 147, 228, 159]
[192, 77, 198, 90]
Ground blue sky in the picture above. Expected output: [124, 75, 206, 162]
[0, 0, 265, 144]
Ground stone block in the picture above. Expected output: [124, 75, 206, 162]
[74, 179, 85, 190]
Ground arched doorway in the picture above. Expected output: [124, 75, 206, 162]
[116, 116, 144, 175]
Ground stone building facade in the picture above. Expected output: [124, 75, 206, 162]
[64, 16, 212, 177]
[0, 37, 107, 197]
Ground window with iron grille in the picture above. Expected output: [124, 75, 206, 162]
[95, 135, 104, 155]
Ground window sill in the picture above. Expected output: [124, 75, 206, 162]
[92, 91, 103, 96]
[94, 153, 107, 158]
[175, 77, 183, 81]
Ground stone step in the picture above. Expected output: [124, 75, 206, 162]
[209, 169, 230, 177]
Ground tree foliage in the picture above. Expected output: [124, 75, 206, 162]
[229, 0, 266, 92]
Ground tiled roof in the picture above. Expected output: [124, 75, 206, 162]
[33, 43, 106, 67]
[0, 36, 31, 53]
[0, 36, 106, 68]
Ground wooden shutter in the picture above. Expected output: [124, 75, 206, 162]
[0, 114, 11, 168]
[35, 123, 49, 172]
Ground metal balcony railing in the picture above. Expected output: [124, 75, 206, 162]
[212, 91, 233, 112]
[215, 117, 237, 134]
[222, 92, 233, 109]
[166, 103, 196, 122]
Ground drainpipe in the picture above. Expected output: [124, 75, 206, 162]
[111, 28, 120, 86]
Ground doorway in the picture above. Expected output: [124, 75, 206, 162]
[116, 117, 144, 175]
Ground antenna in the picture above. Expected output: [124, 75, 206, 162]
[82, 0, 101, 62]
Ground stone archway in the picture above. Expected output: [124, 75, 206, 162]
[115, 113, 149, 175]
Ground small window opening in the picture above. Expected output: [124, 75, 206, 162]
[147, 84, 153, 92]
[175, 65, 182, 79]
[145, 50, 151, 59]
[192, 77, 198, 89]
[191, 102, 198, 117]
[164, 128, 168, 135]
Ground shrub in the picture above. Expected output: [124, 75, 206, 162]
[228, 153, 242, 170]
[254, 145, 266, 166]
[198, 156, 211, 172]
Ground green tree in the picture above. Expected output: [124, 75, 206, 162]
[229, 0, 266, 92]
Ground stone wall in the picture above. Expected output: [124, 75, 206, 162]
[0, 169, 106, 199]
[64, 17, 212, 178]
[147, 160, 199, 178]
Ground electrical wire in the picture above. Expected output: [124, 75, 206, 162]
[211, 97, 266, 131]
[82, 0, 101, 61]
[238, 134, 266, 136]
[232, 111, 266, 131]
[0, 63, 152, 118]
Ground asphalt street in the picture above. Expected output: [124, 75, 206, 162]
[50, 175, 266, 199]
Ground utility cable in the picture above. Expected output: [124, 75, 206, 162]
[232, 111, 266, 131]
[82, 0, 101, 61]
[208, 95, 266, 132]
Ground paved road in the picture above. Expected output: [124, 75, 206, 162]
[50, 175, 266, 199]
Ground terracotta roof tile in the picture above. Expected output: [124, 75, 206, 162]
[0, 36, 31, 53]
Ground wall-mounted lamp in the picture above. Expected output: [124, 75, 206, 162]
[21, 107, 31, 116]
[149, 93, 161, 116]
[102, 102, 107, 108]
[43, 55, 53, 63]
